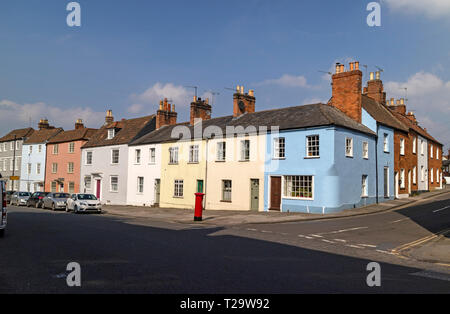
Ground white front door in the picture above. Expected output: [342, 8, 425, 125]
[394, 172, 399, 199]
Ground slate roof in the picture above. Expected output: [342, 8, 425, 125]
[23, 128, 64, 144]
[47, 128, 98, 144]
[82, 115, 155, 149]
[390, 110, 442, 145]
[130, 103, 376, 146]
[361, 95, 409, 133]
[0, 128, 35, 143]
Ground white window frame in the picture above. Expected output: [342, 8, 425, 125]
[383, 134, 389, 153]
[413, 166, 417, 184]
[306, 135, 320, 158]
[29, 146, 33, 154]
[345, 137, 353, 157]
[10, 142, 13, 151]
[362, 141, 369, 159]
[137, 177, 144, 194]
[38, 145, 42, 153]
[111, 149, 120, 165]
[283, 175, 314, 200]
[27, 163, 32, 175]
[240, 140, 250, 161]
[189, 145, 199, 163]
[420, 140, 424, 156]
[430, 144, 433, 159]
[400, 169, 405, 189]
[400, 138, 405, 156]
[431, 168, 434, 183]
[169, 147, 179, 165]
[68, 142, 75, 153]
[174, 180, 184, 198]
[421, 166, 425, 182]
[217, 142, 226, 162]
[53, 144, 59, 155]
[273, 137, 286, 159]
[107, 129, 115, 140]
[135, 149, 141, 164]
[84, 176, 92, 190]
[67, 162, 74, 174]
[110, 176, 119, 192]
[436, 147, 439, 160]
[413, 137, 417, 154]
[52, 163, 58, 174]
[222, 180, 232, 202]
[362, 175, 368, 197]
[149, 148, 156, 164]
[86, 151, 93, 165]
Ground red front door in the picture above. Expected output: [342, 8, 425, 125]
[96, 180, 101, 200]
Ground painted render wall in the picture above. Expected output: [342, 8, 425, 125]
[205, 134, 266, 211]
[20, 143, 46, 192]
[159, 140, 206, 209]
[126, 143, 161, 206]
[80, 144, 129, 205]
[0, 139, 23, 191]
[264, 126, 376, 214]
[417, 135, 428, 191]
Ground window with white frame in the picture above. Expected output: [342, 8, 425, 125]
[169, 147, 179, 164]
[15, 158, 19, 171]
[107, 129, 115, 140]
[400, 169, 405, 188]
[345, 137, 353, 157]
[0, 145, 2, 152]
[217, 142, 226, 161]
[400, 138, 405, 156]
[306, 135, 320, 157]
[421, 166, 425, 182]
[362, 175, 368, 197]
[430, 144, 433, 158]
[27, 163, 32, 174]
[68, 142, 75, 153]
[383, 134, 389, 152]
[110, 176, 119, 192]
[135, 149, 141, 164]
[240, 140, 250, 161]
[273, 137, 285, 159]
[436, 147, 439, 160]
[29, 146, 33, 154]
[363, 141, 369, 159]
[137, 177, 144, 193]
[84, 176, 92, 189]
[52, 163, 58, 173]
[222, 180, 232, 202]
[38, 145, 42, 153]
[111, 149, 120, 164]
[53, 144, 59, 154]
[86, 151, 93, 165]
[16, 141, 19, 150]
[431, 168, 434, 183]
[420, 140, 424, 155]
[174, 180, 183, 197]
[283, 176, 313, 199]
[413, 137, 417, 154]
[189, 145, 199, 163]
[9, 158, 13, 171]
[413, 167, 417, 184]
[149, 148, 156, 164]
[68, 182, 75, 194]
[10, 142, 13, 151]
[437, 169, 440, 183]
[51, 181, 57, 193]
[67, 162, 74, 174]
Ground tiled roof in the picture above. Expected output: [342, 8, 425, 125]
[130, 103, 376, 146]
[361, 95, 409, 132]
[23, 128, 64, 144]
[82, 115, 155, 148]
[390, 110, 442, 145]
[47, 128, 97, 144]
[0, 128, 35, 143]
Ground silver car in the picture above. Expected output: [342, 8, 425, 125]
[42, 193, 71, 211]
[10, 192, 31, 206]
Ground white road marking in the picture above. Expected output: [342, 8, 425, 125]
[346, 245, 365, 249]
[310, 234, 323, 238]
[376, 249, 396, 255]
[389, 218, 409, 224]
[333, 239, 347, 243]
[322, 239, 335, 244]
[247, 228, 257, 232]
[433, 206, 450, 213]
[325, 227, 368, 235]
[261, 230, 273, 233]
[357, 244, 377, 248]
[298, 235, 314, 239]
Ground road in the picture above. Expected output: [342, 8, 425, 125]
[0, 193, 449, 293]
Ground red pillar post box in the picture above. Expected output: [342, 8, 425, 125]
[194, 193, 205, 221]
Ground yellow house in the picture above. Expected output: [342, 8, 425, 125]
[160, 139, 207, 209]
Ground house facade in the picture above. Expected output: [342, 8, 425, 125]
[0, 127, 34, 191]
[45, 120, 97, 194]
[19, 120, 62, 193]
[80, 111, 155, 205]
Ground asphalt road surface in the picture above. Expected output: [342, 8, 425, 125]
[0, 197, 449, 293]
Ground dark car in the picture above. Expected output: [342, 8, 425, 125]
[27, 192, 50, 208]
[5, 191, 14, 204]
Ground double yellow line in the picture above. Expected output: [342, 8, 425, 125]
[391, 228, 450, 254]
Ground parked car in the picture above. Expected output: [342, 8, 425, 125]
[5, 191, 14, 204]
[42, 193, 70, 211]
[26, 192, 50, 208]
[0, 179, 7, 237]
[10, 192, 31, 206]
[66, 194, 102, 214]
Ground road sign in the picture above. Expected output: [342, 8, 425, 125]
[10, 176, 20, 181]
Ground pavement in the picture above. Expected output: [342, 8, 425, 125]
[1, 205, 449, 293]
[102, 186, 450, 226]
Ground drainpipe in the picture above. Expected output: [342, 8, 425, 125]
[203, 138, 209, 210]
[375, 132, 379, 204]
[12, 135, 16, 193]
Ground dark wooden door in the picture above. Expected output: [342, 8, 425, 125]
[270, 177, 281, 211]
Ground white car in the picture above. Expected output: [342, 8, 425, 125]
[66, 194, 102, 214]
[0, 179, 7, 237]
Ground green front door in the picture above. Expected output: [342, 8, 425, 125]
[250, 179, 259, 211]
[197, 180, 204, 193]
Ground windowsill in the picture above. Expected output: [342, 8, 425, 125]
[304, 156, 320, 159]
[273, 157, 286, 160]
[173, 196, 184, 199]
[134, 163, 141, 166]
[168, 163, 179, 165]
[188, 162, 199, 164]
[216, 160, 226, 163]
[361, 195, 368, 198]
[109, 191, 119, 193]
[110, 163, 119, 166]
[384, 151, 390, 154]
[221, 200, 232, 203]
[282, 196, 314, 201]
[239, 160, 250, 162]
[345, 155, 354, 158]
[85, 164, 92, 166]
[148, 162, 156, 165]
[363, 157, 369, 160]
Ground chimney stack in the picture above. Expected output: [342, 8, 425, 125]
[38, 119, 50, 130]
[364, 70, 386, 105]
[406, 111, 417, 124]
[330, 60, 363, 123]
[105, 110, 114, 124]
[75, 119, 84, 130]
[233, 86, 256, 118]
[156, 99, 178, 129]
[190, 96, 212, 125]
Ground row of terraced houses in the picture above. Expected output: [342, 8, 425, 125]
[0, 61, 444, 213]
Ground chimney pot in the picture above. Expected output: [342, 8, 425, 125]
[370, 72, 374, 81]
[376, 71, 380, 80]
[248, 89, 255, 97]
[355, 62, 359, 70]
[335, 63, 341, 74]
[349, 62, 354, 71]
[340, 64, 345, 73]
[105, 110, 114, 124]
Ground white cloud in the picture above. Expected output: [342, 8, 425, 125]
[130, 83, 191, 112]
[385, 72, 450, 149]
[255, 74, 311, 88]
[383, 0, 450, 18]
[0, 100, 105, 135]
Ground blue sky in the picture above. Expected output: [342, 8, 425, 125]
[0, 0, 449, 150]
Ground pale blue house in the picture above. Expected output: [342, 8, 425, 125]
[264, 104, 377, 213]
[19, 121, 62, 193]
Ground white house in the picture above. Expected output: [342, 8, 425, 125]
[417, 135, 428, 191]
